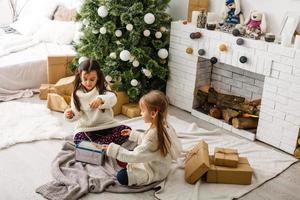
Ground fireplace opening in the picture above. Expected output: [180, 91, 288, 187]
[192, 57, 265, 139]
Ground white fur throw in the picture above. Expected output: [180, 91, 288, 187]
[0, 101, 70, 149]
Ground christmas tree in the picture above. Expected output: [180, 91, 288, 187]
[73, 0, 172, 102]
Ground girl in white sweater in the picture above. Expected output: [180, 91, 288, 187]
[64, 59, 130, 147]
[102, 90, 182, 186]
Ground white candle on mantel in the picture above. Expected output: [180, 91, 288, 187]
[191, 11, 201, 26]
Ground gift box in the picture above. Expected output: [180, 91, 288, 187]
[121, 103, 141, 118]
[47, 93, 69, 112]
[112, 91, 129, 115]
[47, 55, 75, 84]
[54, 75, 75, 96]
[185, 140, 210, 184]
[75, 141, 105, 166]
[214, 147, 239, 168]
[206, 156, 253, 185]
[39, 84, 57, 100]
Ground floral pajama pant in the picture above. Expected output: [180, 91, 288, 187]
[74, 125, 131, 145]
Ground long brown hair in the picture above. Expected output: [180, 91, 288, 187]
[73, 59, 107, 111]
[139, 90, 171, 157]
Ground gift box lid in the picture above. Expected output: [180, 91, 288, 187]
[214, 147, 239, 167]
[76, 141, 105, 154]
[185, 140, 210, 184]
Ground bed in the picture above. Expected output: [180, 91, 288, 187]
[0, 0, 78, 101]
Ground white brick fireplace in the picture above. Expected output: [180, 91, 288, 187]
[166, 21, 300, 154]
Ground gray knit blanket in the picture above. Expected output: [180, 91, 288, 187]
[36, 141, 161, 200]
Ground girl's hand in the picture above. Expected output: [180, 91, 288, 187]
[65, 109, 74, 119]
[90, 97, 103, 109]
[101, 144, 108, 150]
[121, 129, 131, 136]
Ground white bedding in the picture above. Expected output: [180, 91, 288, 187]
[0, 33, 75, 101]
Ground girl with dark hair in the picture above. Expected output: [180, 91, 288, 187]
[64, 59, 130, 146]
[102, 90, 182, 186]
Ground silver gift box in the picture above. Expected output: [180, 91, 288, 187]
[75, 141, 105, 165]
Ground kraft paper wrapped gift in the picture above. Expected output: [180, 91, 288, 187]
[185, 140, 210, 184]
[75, 141, 105, 166]
[121, 103, 141, 118]
[206, 156, 253, 185]
[47, 93, 69, 112]
[47, 55, 75, 84]
[54, 75, 75, 96]
[214, 147, 239, 167]
[112, 91, 129, 115]
[39, 84, 57, 100]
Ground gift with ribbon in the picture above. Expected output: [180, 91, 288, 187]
[214, 147, 239, 167]
[206, 156, 253, 185]
[185, 140, 210, 184]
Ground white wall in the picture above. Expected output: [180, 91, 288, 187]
[169, 0, 300, 35]
[0, 0, 13, 25]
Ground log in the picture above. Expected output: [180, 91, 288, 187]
[196, 89, 208, 106]
[232, 117, 258, 129]
[207, 88, 255, 113]
[222, 109, 240, 124]
[249, 99, 261, 107]
[207, 88, 245, 105]
[298, 138, 300, 146]
[294, 148, 300, 159]
[209, 107, 222, 119]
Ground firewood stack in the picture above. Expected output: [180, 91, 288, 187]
[196, 87, 261, 131]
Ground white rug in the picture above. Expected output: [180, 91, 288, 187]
[0, 101, 69, 149]
[123, 116, 298, 200]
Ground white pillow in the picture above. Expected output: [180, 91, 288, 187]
[34, 20, 77, 44]
[17, 0, 59, 20]
[10, 16, 46, 35]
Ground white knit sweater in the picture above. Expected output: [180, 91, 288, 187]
[107, 125, 182, 186]
[64, 87, 120, 133]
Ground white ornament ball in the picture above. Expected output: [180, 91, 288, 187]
[144, 13, 155, 24]
[99, 27, 107, 34]
[97, 6, 108, 18]
[126, 24, 133, 31]
[129, 55, 135, 62]
[131, 79, 138, 87]
[142, 68, 152, 77]
[120, 50, 131, 61]
[116, 41, 121, 45]
[115, 30, 122, 37]
[78, 56, 88, 64]
[109, 52, 117, 59]
[143, 29, 150, 37]
[92, 29, 99, 34]
[82, 19, 89, 26]
[157, 48, 169, 59]
[160, 26, 167, 32]
[155, 31, 162, 39]
[105, 75, 112, 82]
[132, 60, 139, 67]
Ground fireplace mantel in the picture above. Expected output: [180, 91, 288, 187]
[166, 21, 300, 154]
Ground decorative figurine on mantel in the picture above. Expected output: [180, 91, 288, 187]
[220, 0, 244, 32]
[232, 10, 267, 40]
[244, 10, 267, 39]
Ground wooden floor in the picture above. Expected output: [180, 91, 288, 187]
[11, 96, 300, 199]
